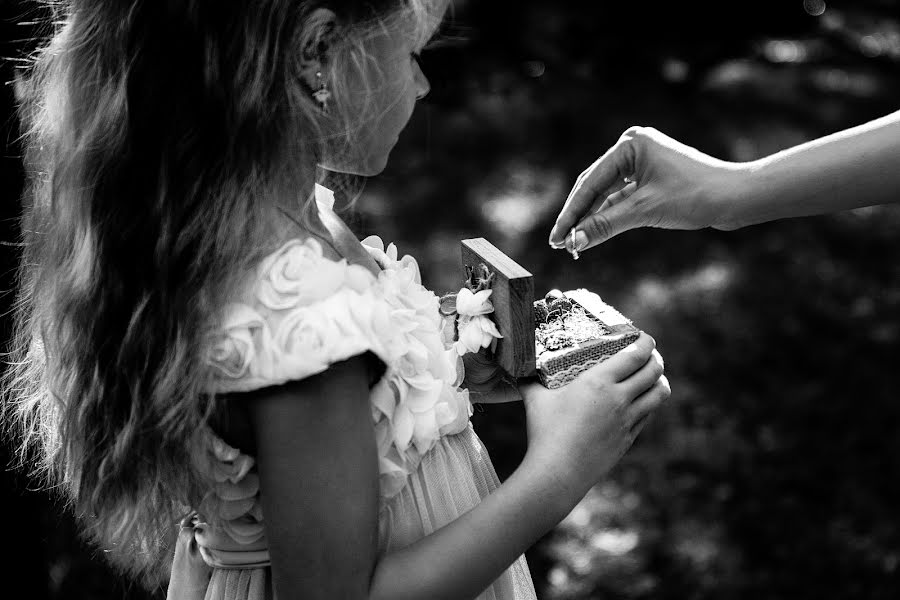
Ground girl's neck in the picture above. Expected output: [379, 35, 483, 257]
[266, 181, 381, 275]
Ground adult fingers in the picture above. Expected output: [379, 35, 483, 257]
[549, 135, 637, 247]
[620, 349, 664, 398]
[568, 189, 647, 251]
[627, 376, 671, 430]
[571, 179, 634, 234]
[560, 180, 633, 249]
[596, 180, 638, 213]
[630, 413, 649, 436]
[561, 180, 638, 252]
[587, 332, 655, 383]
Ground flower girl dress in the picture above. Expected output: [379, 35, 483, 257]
[166, 186, 538, 600]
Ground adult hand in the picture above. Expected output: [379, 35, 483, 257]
[521, 333, 670, 501]
[548, 126, 744, 252]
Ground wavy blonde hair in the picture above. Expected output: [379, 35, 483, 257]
[2, 0, 445, 588]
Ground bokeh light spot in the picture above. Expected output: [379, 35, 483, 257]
[860, 35, 883, 57]
[547, 566, 569, 588]
[632, 262, 733, 313]
[763, 39, 807, 63]
[803, 0, 826, 17]
[662, 58, 689, 82]
[476, 163, 565, 246]
[523, 60, 546, 78]
[590, 530, 640, 555]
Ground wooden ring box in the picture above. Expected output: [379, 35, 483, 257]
[461, 238, 641, 388]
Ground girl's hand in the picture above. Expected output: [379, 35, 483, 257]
[521, 332, 670, 502]
[548, 127, 746, 252]
[462, 349, 522, 404]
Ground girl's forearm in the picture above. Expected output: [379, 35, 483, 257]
[368, 451, 581, 600]
[718, 109, 900, 229]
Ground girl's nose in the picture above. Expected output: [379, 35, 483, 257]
[414, 60, 430, 100]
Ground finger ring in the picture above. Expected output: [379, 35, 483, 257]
[569, 228, 580, 260]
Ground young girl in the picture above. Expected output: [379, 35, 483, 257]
[4, 1, 669, 599]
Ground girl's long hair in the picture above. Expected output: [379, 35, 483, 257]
[2, 0, 442, 587]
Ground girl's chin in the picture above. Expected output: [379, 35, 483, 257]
[320, 134, 400, 176]
[324, 152, 392, 177]
[366, 152, 391, 175]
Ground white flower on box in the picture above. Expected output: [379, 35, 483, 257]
[455, 315, 503, 355]
[452, 287, 504, 356]
[455, 288, 495, 316]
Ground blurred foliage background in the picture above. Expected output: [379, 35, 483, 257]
[2, 0, 899, 598]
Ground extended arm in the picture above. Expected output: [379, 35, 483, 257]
[549, 109, 900, 250]
[724, 110, 900, 228]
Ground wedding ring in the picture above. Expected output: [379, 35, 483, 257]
[569, 228, 580, 260]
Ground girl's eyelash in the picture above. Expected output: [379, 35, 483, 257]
[413, 36, 453, 58]
[412, 30, 470, 60]
[418, 31, 470, 54]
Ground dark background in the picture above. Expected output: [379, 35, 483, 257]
[3, 0, 900, 598]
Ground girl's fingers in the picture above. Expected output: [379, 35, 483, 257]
[620, 348, 664, 397]
[462, 350, 504, 390]
[627, 376, 671, 430]
[588, 333, 656, 383]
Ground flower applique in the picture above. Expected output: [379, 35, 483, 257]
[198, 432, 265, 546]
[256, 239, 349, 310]
[204, 235, 473, 501]
[207, 304, 275, 381]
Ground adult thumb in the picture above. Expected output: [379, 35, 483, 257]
[572, 193, 642, 251]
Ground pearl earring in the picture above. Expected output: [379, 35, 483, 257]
[312, 71, 331, 114]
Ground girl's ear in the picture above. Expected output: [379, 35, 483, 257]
[298, 8, 338, 92]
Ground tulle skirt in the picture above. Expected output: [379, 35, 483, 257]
[377, 423, 537, 600]
[169, 423, 537, 600]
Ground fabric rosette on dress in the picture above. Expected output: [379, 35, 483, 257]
[205, 235, 473, 499]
